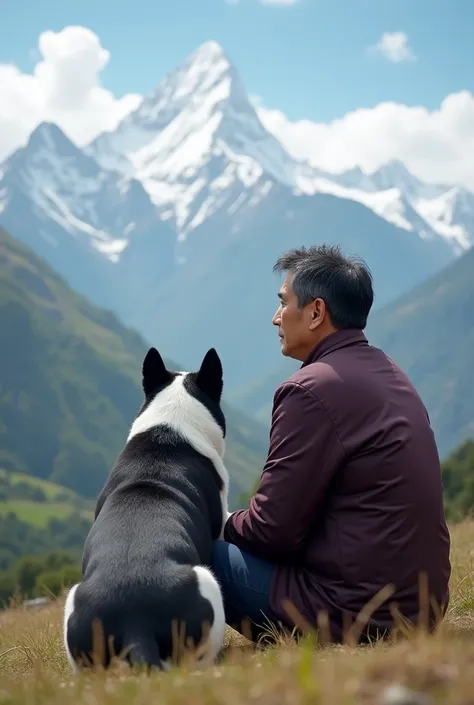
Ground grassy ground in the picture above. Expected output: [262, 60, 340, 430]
[0, 500, 93, 528]
[1, 521, 474, 704]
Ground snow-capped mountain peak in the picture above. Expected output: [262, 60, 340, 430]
[90, 40, 304, 235]
[0, 121, 166, 263]
[334, 159, 441, 200]
[190, 39, 227, 61]
[371, 159, 422, 194]
[132, 39, 235, 129]
[415, 186, 474, 253]
[26, 122, 78, 155]
[369, 159, 446, 202]
[88, 39, 237, 169]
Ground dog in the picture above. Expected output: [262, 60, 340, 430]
[63, 347, 230, 671]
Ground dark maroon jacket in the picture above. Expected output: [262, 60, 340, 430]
[224, 329, 451, 641]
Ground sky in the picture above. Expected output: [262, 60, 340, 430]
[1, 0, 473, 188]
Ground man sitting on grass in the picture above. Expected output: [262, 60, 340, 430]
[211, 244, 451, 644]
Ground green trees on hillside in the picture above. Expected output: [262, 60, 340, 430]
[0, 510, 88, 607]
[0, 551, 81, 606]
[0, 512, 89, 572]
[442, 440, 474, 521]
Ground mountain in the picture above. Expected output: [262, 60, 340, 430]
[0, 40, 471, 388]
[89, 40, 310, 239]
[257, 110, 474, 256]
[232, 244, 474, 459]
[0, 227, 267, 506]
[90, 42, 472, 257]
[330, 160, 473, 256]
[0, 123, 177, 321]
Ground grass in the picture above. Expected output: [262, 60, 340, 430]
[0, 500, 94, 528]
[1, 521, 474, 704]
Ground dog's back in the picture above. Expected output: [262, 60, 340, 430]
[64, 349, 229, 670]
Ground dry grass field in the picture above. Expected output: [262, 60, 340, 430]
[1, 521, 474, 704]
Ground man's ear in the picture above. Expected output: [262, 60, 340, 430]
[142, 347, 170, 395]
[196, 348, 223, 404]
[309, 298, 326, 330]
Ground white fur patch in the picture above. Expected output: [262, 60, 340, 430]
[192, 566, 226, 667]
[128, 374, 229, 534]
[63, 583, 80, 672]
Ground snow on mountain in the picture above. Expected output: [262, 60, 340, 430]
[0, 121, 177, 317]
[351, 163, 473, 254]
[416, 187, 474, 253]
[89, 41, 473, 256]
[90, 41, 323, 237]
[1, 39, 472, 270]
[298, 178, 419, 232]
[0, 122, 159, 262]
[292, 159, 473, 255]
[365, 160, 443, 200]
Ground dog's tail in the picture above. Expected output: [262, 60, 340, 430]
[122, 630, 169, 671]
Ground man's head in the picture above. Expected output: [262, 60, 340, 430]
[272, 244, 374, 362]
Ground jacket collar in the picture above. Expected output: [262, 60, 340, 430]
[301, 328, 368, 368]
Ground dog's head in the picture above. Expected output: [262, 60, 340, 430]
[130, 347, 226, 456]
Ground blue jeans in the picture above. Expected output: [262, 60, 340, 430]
[211, 540, 282, 642]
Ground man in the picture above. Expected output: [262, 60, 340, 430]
[211, 244, 451, 644]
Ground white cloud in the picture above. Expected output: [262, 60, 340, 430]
[368, 32, 416, 63]
[0, 26, 141, 162]
[255, 91, 474, 191]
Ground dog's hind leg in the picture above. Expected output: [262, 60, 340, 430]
[192, 566, 226, 667]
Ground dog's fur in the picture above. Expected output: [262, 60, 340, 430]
[63, 347, 230, 671]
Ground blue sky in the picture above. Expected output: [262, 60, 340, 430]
[1, 0, 473, 123]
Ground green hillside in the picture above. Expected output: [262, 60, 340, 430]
[0, 500, 93, 528]
[0, 227, 266, 507]
[232, 245, 474, 459]
[0, 469, 93, 532]
[0, 469, 85, 503]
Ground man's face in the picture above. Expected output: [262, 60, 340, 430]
[272, 273, 316, 361]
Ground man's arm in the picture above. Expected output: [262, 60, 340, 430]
[224, 381, 345, 561]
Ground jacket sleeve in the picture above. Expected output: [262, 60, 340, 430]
[224, 381, 345, 561]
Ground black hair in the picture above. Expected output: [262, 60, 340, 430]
[273, 244, 374, 329]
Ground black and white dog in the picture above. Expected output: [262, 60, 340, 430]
[63, 347, 230, 671]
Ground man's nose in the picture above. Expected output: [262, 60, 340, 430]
[272, 308, 281, 326]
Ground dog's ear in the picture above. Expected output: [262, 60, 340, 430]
[142, 347, 170, 395]
[196, 348, 223, 404]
